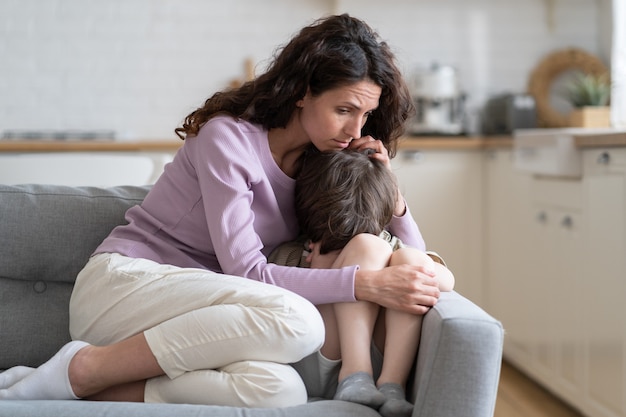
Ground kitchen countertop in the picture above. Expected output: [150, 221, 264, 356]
[0, 139, 184, 153]
[399, 136, 513, 150]
[573, 131, 626, 147]
[0, 136, 512, 153]
[0, 132, 624, 153]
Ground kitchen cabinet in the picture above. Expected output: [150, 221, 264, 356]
[485, 146, 626, 417]
[484, 150, 534, 368]
[527, 177, 584, 402]
[392, 149, 485, 305]
[484, 149, 585, 400]
[580, 148, 626, 417]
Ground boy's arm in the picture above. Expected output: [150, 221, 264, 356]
[426, 251, 455, 292]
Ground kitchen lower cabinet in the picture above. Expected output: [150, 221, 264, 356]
[580, 148, 626, 417]
[485, 149, 585, 403]
[390, 144, 626, 416]
[484, 149, 534, 364]
[527, 183, 584, 403]
[392, 149, 484, 305]
[485, 147, 626, 417]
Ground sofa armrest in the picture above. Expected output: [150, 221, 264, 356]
[409, 291, 503, 417]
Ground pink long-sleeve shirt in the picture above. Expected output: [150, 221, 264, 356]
[95, 115, 426, 305]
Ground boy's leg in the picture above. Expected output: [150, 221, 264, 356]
[333, 301, 380, 380]
[373, 248, 431, 417]
[377, 309, 423, 387]
[331, 233, 393, 380]
[378, 247, 431, 386]
[390, 246, 435, 275]
[317, 304, 341, 360]
[332, 301, 386, 408]
[329, 234, 392, 407]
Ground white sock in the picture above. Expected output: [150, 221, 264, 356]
[0, 366, 35, 389]
[0, 341, 89, 400]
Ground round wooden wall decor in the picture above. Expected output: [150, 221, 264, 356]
[527, 48, 608, 127]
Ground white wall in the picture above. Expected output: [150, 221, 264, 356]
[0, 0, 607, 140]
[0, 0, 332, 139]
[337, 0, 605, 114]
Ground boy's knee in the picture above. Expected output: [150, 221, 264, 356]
[346, 233, 392, 257]
[391, 247, 435, 269]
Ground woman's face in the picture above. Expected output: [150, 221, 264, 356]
[297, 80, 382, 152]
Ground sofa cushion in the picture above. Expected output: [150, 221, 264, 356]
[0, 184, 149, 284]
[0, 399, 380, 417]
[0, 184, 149, 368]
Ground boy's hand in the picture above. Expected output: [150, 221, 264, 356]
[306, 241, 341, 269]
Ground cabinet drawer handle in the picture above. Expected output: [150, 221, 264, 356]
[597, 152, 611, 165]
[537, 211, 547, 223]
[561, 216, 573, 228]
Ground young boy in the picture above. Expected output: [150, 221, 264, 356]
[269, 149, 454, 417]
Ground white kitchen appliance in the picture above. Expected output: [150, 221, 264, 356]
[408, 64, 466, 135]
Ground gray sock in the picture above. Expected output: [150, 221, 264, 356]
[334, 371, 386, 409]
[378, 383, 414, 417]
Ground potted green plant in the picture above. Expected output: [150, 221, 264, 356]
[566, 72, 611, 127]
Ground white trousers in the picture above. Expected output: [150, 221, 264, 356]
[68, 253, 324, 407]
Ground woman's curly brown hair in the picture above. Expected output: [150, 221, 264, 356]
[175, 14, 414, 158]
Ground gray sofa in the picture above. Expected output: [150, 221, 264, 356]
[0, 184, 504, 417]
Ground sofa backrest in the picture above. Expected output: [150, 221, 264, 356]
[0, 184, 149, 368]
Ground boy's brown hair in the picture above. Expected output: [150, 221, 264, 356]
[295, 149, 398, 254]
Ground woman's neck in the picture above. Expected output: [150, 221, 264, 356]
[267, 116, 309, 178]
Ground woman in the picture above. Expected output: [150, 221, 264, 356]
[0, 14, 440, 406]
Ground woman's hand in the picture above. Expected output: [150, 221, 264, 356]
[354, 265, 440, 315]
[349, 136, 392, 170]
